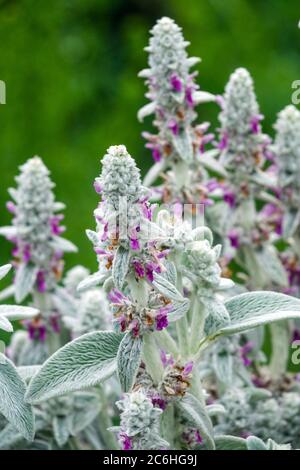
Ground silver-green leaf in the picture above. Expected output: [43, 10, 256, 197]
[117, 332, 143, 392]
[0, 354, 35, 441]
[112, 246, 130, 290]
[26, 331, 123, 403]
[177, 393, 215, 450]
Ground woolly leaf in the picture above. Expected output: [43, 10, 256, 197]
[77, 271, 107, 293]
[0, 264, 11, 281]
[26, 331, 123, 403]
[0, 315, 13, 332]
[246, 436, 267, 450]
[177, 393, 215, 450]
[53, 416, 70, 447]
[117, 333, 143, 392]
[51, 236, 77, 253]
[255, 246, 288, 287]
[215, 435, 247, 450]
[137, 102, 156, 122]
[211, 291, 300, 338]
[112, 246, 130, 290]
[14, 264, 39, 302]
[168, 299, 190, 322]
[0, 354, 35, 441]
[153, 273, 184, 302]
[0, 305, 38, 321]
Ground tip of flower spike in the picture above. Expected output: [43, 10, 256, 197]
[106, 145, 128, 158]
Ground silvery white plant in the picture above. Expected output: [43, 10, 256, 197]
[24, 142, 300, 450]
[216, 386, 300, 449]
[207, 67, 286, 291]
[0, 157, 78, 364]
[273, 105, 300, 243]
[139, 17, 216, 207]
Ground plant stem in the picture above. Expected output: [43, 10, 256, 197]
[98, 386, 118, 450]
[190, 297, 206, 355]
[143, 333, 164, 385]
[269, 321, 290, 381]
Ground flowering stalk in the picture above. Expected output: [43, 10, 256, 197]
[0, 156, 77, 361]
[138, 17, 215, 207]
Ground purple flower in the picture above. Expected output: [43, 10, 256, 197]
[36, 271, 46, 293]
[215, 94, 225, 109]
[133, 260, 145, 278]
[94, 179, 102, 194]
[151, 393, 166, 410]
[170, 73, 182, 92]
[23, 244, 31, 263]
[160, 350, 174, 368]
[223, 188, 236, 208]
[50, 215, 65, 235]
[152, 147, 162, 162]
[6, 201, 16, 214]
[168, 119, 179, 136]
[182, 361, 193, 377]
[27, 321, 47, 342]
[250, 114, 263, 134]
[119, 432, 132, 451]
[101, 223, 108, 242]
[108, 288, 128, 305]
[145, 262, 161, 282]
[218, 132, 228, 150]
[228, 229, 240, 249]
[130, 237, 140, 251]
[240, 341, 253, 367]
[195, 430, 202, 444]
[155, 306, 170, 331]
[185, 86, 194, 107]
[50, 314, 61, 334]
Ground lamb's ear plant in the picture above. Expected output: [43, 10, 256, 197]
[26, 144, 300, 450]
[0, 156, 77, 364]
[138, 16, 216, 206]
[0, 263, 37, 441]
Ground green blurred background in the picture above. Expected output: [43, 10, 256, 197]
[0, 0, 299, 273]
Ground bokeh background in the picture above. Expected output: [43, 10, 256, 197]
[0, 0, 299, 273]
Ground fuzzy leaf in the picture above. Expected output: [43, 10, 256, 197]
[204, 299, 231, 336]
[255, 246, 288, 287]
[53, 416, 70, 447]
[168, 299, 190, 322]
[117, 333, 143, 392]
[171, 130, 193, 162]
[215, 435, 247, 450]
[86, 229, 99, 245]
[137, 102, 156, 121]
[201, 150, 228, 177]
[0, 304, 38, 321]
[212, 291, 300, 338]
[77, 271, 107, 293]
[14, 264, 39, 302]
[143, 159, 166, 187]
[192, 90, 215, 104]
[0, 354, 35, 441]
[0, 264, 11, 281]
[26, 331, 123, 403]
[160, 261, 177, 286]
[0, 226, 17, 239]
[51, 236, 77, 253]
[112, 246, 130, 290]
[18, 365, 41, 381]
[0, 315, 13, 332]
[177, 393, 215, 449]
[153, 273, 184, 302]
[246, 436, 267, 450]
